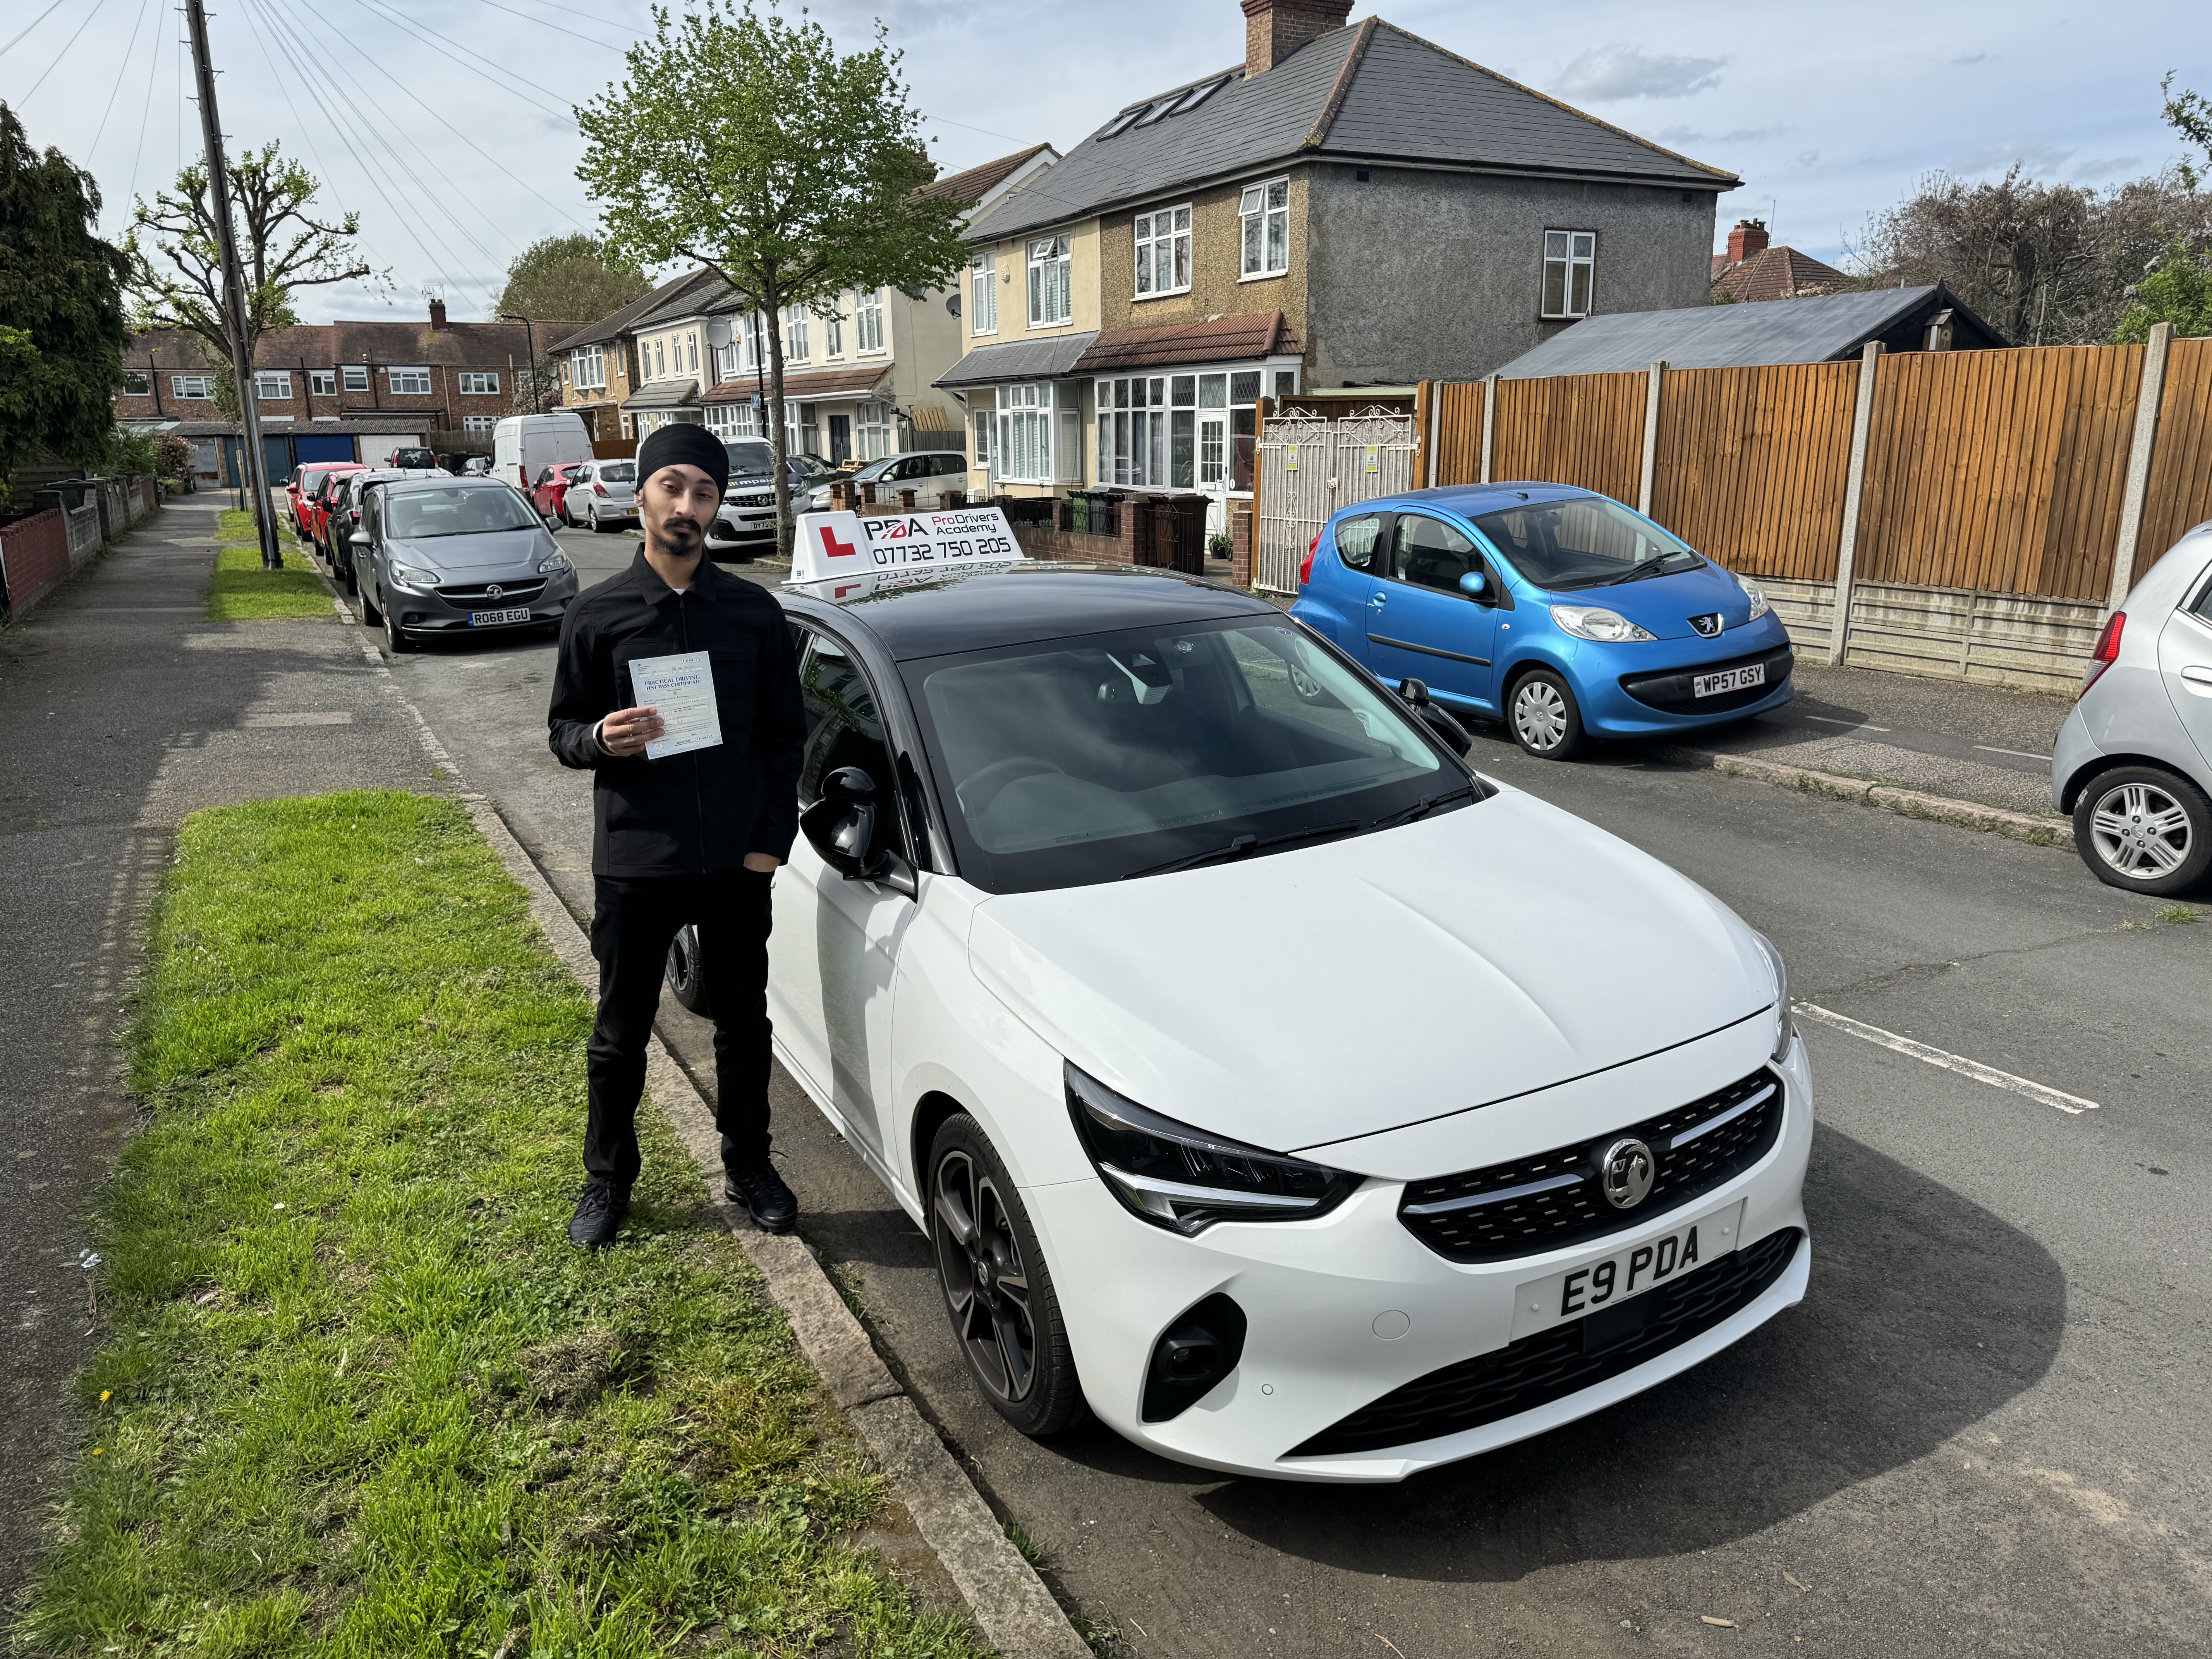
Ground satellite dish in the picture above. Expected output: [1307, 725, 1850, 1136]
[704, 316, 735, 350]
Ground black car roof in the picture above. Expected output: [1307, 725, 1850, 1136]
[778, 562, 1274, 661]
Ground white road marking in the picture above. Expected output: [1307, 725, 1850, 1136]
[1974, 744, 2051, 762]
[242, 711, 355, 728]
[1794, 1002, 2100, 1115]
[1802, 714, 1890, 732]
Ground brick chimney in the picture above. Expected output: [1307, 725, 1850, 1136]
[1726, 219, 1770, 264]
[428, 297, 449, 331]
[1241, 0, 1353, 77]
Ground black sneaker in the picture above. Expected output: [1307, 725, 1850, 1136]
[725, 1162, 798, 1234]
[567, 1181, 630, 1250]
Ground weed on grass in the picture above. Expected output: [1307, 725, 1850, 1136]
[207, 514, 329, 621]
[12, 791, 986, 1659]
[2156, 903, 2199, 924]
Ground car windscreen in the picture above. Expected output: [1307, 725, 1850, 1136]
[389, 449, 436, 468]
[724, 441, 774, 476]
[597, 462, 634, 483]
[903, 616, 1464, 894]
[1472, 496, 1702, 591]
[383, 486, 540, 539]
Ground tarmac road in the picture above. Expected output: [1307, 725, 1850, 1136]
[383, 523, 2212, 1658]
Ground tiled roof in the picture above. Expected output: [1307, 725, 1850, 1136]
[968, 19, 1735, 242]
[548, 268, 721, 353]
[1073, 312, 1302, 373]
[123, 320, 579, 368]
[1710, 245, 1851, 303]
[915, 145, 1053, 205]
[699, 363, 891, 402]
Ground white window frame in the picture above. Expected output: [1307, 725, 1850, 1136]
[1239, 177, 1291, 280]
[856, 287, 886, 354]
[825, 311, 843, 357]
[308, 368, 337, 396]
[783, 306, 810, 363]
[252, 370, 291, 400]
[461, 415, 498, 433]
[687, 332, 699, 373]
[1133, 204, 1192, 299]
[341, 365, 369, 393]
[970, 251, 998, 335]
[1027, 236, 1072, 327]
[172, 374, 213, 399]
[571, 345, 606, 391]
[387, 366, 432, 396]
[1542, 229, 1597, 319]
[457, 371, 500, 395]
[855, 399, 894, 461]
[992, 381, 1078, 485]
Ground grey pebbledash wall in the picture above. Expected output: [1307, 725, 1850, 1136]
[1302, 163, 1721, 386]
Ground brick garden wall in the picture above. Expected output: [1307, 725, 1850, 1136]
[0, 509, 69, 618]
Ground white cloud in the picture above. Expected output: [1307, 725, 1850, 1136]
[1949, 143, 2075, 175]
[1555, 45, 1729, 102]
[1654, 125, 1788, 146]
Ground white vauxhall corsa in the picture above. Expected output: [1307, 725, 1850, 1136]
[749, 561, 1812, 1483]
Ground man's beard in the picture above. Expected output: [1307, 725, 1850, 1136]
[652, 514, 702, 551]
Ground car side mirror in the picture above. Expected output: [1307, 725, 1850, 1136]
[1458, 569, 1489, 599]
[799, 766, 917, 897]
[543, 515, 561, 533]
[1398, 678, 1473, 757]
[349, 531, 370, 549]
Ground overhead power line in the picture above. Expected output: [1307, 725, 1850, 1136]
[0, 0, 73, 62]
[19, 0, 119, 109]
[89, 0, 158, 164]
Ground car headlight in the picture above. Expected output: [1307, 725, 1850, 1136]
[390, 564, 440, 590]
[1550, 603, 1656, 643]
[1065, 1063, 1360, 1235]
[1752, 932, 1796, 1063]
[1736, 573, 1771, 621]
[537, 550, 572, 575]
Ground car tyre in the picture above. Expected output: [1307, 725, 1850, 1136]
[928, 1113, 1086, 1438]
[663, 923, 709, 1015]
[382, 599, 416, 655]
[588, 506, 605, 534]
[2072, 764, 2212, 896]
[1508, 668, 1588, 761]
[358, 580, 380, 624]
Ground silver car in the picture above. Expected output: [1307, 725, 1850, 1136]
[802, 449, 970, 512]
[352, 477, 580, 655]
[2052, 521, 2212, 895]
[564, 459, 638, 532]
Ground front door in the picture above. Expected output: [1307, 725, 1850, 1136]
[767, 629, 914, 1161]
[1362, 511, 1504, 711]
[828, 414, 852, 465]
[2159, 594, 2212, 772]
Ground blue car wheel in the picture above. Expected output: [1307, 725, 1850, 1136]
[1509, 668, 1587, 761]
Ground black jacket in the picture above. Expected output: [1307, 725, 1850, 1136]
[548, 550, 804, 877]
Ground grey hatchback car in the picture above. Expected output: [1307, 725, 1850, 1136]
[2052, 521, 2212, 895]
[563, 459, 638, 531]
[353, 477, 580, 654]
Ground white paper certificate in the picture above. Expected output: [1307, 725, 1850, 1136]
[627, 650, 723, 760]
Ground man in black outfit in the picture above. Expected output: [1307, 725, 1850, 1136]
[547, 422, 805, 1248]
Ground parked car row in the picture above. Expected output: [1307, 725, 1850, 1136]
[801, 449, 969, 513]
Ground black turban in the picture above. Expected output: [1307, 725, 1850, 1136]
[636, 422, 729, 495]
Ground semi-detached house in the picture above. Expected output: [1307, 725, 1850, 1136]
[941, 0, 1740, 532]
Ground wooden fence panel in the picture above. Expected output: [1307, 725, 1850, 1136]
[1427, 380, 1486, 486]
[1490, 371, 1644, 503]
[1854, 344, 2143, 601]
[1649, 361, 1856, 583]
[2140, 335, 2212, 563]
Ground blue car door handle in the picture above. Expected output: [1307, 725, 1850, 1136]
[1370, 591, 1387, 607]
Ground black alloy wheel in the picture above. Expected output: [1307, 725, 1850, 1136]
[663, 923, 709, 1014]
[929, 1114, 1085, 1437]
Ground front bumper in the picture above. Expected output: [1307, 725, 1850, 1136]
[1028, 1025, 1813, 1482]
[1563, 616, 1797, 738]
[383, 570, 580, 636]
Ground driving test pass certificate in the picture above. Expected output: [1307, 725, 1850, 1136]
[627, 650, 722, 761]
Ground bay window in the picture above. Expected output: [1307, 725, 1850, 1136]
[1027, 236, 1072, 326]
[992, 382, 1077, 485]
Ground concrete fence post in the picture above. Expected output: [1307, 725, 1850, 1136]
[2107, 321, 2176, 613]
[1637, 360, 1666, 517]
[1828, 341, 1884, 666]
[1479, 374, 1499, 485]
[1413, 380, 1432, 489]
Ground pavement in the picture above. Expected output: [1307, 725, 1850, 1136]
[375, 522, 2211, 1659]
[0, 496, 446, 1610]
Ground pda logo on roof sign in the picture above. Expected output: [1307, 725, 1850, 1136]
[790, 506, 1025, 584]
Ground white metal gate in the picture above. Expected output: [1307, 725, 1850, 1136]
[1253, 409, 1416, 593]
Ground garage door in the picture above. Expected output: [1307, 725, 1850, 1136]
[293, 433, 356, 467]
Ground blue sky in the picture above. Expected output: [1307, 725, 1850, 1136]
[3, 0, 2203, 326]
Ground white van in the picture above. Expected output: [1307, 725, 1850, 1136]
[491, 412, 594, 491]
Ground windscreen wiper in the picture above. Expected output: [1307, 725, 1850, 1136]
[1602, 550, 1697, 585]
[1371, 783, 1477, 829]
[1122, 818, 1363, 880]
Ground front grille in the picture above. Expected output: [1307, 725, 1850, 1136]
[1399, 1068, 1782, 1264]
[727, 491, 775, 508]
[1618, 644, 1793, 713]
[436, 579, 546, 605]
[1288, 1228, 1802, 1458]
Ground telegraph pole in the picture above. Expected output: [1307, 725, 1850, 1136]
[184, 0, 281, 569]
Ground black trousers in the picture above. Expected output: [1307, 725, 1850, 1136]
[585, 866, 774, 1188]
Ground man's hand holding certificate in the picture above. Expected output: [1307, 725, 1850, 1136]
[621, 651, 723, 760]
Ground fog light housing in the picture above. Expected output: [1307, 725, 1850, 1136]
[1141, 1293, 1248, 1422]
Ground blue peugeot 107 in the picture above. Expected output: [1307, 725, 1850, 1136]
[1290, 483, 1795, 760]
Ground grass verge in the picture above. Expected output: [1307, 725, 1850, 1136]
[13, 790, 986, 1659]
[208, 509, 329, 622]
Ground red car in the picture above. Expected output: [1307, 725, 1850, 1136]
[529, 462, 586, 524]
[289, 462, 358, 538]
[301, 464, 364, 556]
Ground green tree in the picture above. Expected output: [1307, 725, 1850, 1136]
[0, 101, 130, 501]
[2115, 234, 2212, 340]
[576, 0, 970, 553]
[121, 142, 376, 424]
[494, 233, 649, 329]
[2162, 72, 2212, 189]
